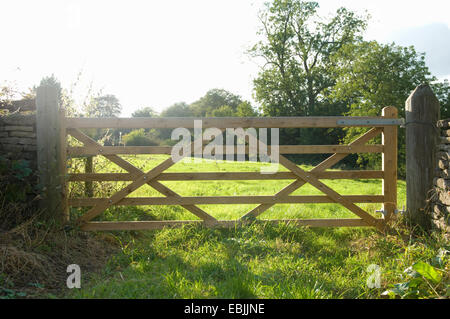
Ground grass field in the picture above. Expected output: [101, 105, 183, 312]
[66, 156, 448, 299]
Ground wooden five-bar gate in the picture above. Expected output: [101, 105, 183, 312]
[60, 107, 399, 232]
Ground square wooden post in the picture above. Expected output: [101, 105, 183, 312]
[405, 84, 440, 230]
[36, 85, 68, 222]
[59, 108, 69, 221]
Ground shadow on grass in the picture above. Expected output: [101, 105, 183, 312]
[70, 221, 392, 299]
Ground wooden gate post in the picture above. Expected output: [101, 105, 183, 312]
[405, 84, 440, 230]
[36, 84, 68, 222]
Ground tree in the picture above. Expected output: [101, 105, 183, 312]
[210, 105, 235, 117]
[132, 106, 158, 118]
[122, 129, 159, 146]
[160, 102, 193, 117]
[330, 41, 434, 176]
[190, 89, 244, 117]
[128, 107, 160, 137]
[432, 79, 450, 119]
[83, 94, 121, 144]
[84, 94, 121, 118]
[236, 101, 258, 117]
[250, 0, 368, 117]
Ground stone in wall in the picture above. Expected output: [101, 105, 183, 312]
[0, 113, 37, 169]
[430, 118, 450, 235]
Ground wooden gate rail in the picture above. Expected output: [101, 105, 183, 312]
[63, 107, 399, 232]
[69, 195, 385, 206]
[65, 116, 397, 129]
[67, 145, 383, 156]
[68, 171, 384, 182]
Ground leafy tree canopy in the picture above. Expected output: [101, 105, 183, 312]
[160, 102, 193, 117]
[330, 41, 438, 176]
[190, 89, 244, 117]
[84, 94, 121, 118]
[132, 106, 158, 118]
[250, 0, 368, 117]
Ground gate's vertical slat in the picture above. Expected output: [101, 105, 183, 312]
[85, 156, 94, 198]
[58, 108, 69, 221]
[382, 107, 398, 222]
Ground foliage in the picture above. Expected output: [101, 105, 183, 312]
[432, 79, 450, 119]
[160, 102, 193, 117]
[331, 41, 434, 176]
[122, 129, 159, 146]
[81, 93, 123, 144]
[382, 249, 449, 299]
[190, 89, 245, 117]
[0, 156, 34, 203]
[132, 107, 158, 118]
[236, 101, 259, 117]
[250, 0, 367, 117]
[209, 105, 235, 117]
[247, 0, 368, 165]
[84, 94, 122, 118]
[0, 156, 39, 230]
[248, 0, 450, 171]
[156, 91, 257, 141]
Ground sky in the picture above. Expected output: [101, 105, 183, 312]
[1, 0, 450, 116]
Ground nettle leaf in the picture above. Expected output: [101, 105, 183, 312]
[412, 262, 442, 284]
[408, 278, 423, 289]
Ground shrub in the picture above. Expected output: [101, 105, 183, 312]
[0, 156, 39, 230]
[122, 129, 159, 146]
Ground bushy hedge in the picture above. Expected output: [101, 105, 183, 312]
[122, 129, 159, 146]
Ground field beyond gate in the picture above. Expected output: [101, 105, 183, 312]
[64, 107, 399, 232]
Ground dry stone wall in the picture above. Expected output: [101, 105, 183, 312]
[430, 119, 450, 234]
[0, 113, 37, 168]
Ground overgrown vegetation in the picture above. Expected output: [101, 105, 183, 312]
[122, 129, 160, 146]
[0, 156, 38, 231]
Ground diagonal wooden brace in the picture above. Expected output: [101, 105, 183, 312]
[68, 129, 217, 223]
[277, 155, 382, 229]
[241, 128, 383, 221]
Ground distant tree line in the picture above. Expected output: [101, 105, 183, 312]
[99, 88, 259, 148]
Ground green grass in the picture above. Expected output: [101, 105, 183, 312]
[70, 155, 406, 221]
[67, 156, 448, 299]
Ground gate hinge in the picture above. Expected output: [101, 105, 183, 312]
[376, 206, 406, 217]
